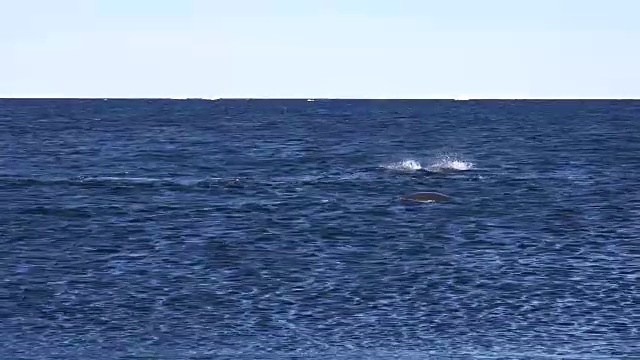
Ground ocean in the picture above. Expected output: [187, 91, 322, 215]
[1, 99, 638, 359]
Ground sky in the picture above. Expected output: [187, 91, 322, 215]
[1, 0, 639, 99]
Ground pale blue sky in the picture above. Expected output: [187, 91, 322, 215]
[2, 0, 639, 98]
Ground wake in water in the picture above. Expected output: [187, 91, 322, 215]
[383, 154, 474, 173]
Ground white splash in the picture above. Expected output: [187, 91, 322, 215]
[426, 154, 475, 172]
[384, 155, 474, 173]
[384, 159, 423, 172]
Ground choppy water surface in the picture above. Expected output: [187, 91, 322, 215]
[1, 99, 639, 359]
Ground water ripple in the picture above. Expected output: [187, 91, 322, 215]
[1, 99, 639, 359]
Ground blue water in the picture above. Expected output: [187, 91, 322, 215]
[1, 99, 638, 359]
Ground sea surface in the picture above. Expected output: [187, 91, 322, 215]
[1, 99, 638, 360]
